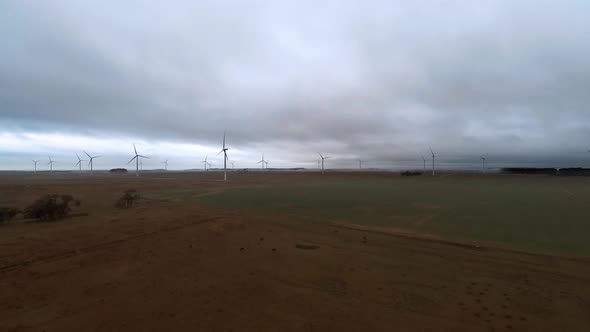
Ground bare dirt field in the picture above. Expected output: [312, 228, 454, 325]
[1, 172, 589, 331]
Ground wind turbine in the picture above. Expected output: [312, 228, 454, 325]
[429, 147, 436, 176]
[421, 155, 426, 173]
[358, 159, 362, 169]
[264, 160, 269, 169]
[47, 156, 56, 173]
[32, 160, 40, 174]
[84, 151, 101, 176]
[318, 153, 330, 174]
[207, 161, 213, 169]
[127, 144, 148, 177]
[317, 158, 321, 169]
[217, 131, 229, 181]
[231, 161, 235, 169]
[201, 155, 208, 171]
[481, 155, 487, 173]
[257, 153, 265, 170]
[162, 160, 168, 171]
[75, 153, 86, 173]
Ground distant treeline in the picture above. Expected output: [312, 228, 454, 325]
[501, 168, 590, 176]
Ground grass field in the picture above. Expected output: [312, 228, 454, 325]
[200, 175, 590, 256]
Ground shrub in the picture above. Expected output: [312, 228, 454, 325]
[116, 189, 140, 208]
[23, 194, 78, 221]
[0, 207, 21, 223]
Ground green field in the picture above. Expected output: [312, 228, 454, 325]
[199, 175, 590, 256]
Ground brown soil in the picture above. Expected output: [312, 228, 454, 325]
[1, 172, 589, 331]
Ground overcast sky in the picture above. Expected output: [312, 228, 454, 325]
[1, 0, 590, 170]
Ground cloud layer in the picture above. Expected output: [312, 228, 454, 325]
[1, 1, 590, 169]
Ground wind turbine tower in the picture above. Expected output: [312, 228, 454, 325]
[217, 131, 229, 181]
[429, 147, 436, 176]
[481, 155, 487, 173]
[127, 144, 148, 177]
[421, 155, 426, 173]
[75, 153, 86, 173]
[162, 160, 168, 171]
[318, 153, 330, 174]
[201, 155, 208, 171]
[32, 160, 40, 174]
[257, 154, 265, 170]
[358, 159, 362, 169]
[48, 156, 56, 173]
[84, 151, 101, 176]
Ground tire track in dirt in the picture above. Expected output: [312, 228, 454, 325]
[0, 217, 220, 273]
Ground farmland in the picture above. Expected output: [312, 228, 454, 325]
[1, 171, 589, 331]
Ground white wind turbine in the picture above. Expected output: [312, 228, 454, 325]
[421, 155, 426, 173]
[48, 156, 56, 173]
[429, 147, 436, 176]
[32, 160, 40, 174]
[264, 160, 269, 169]
[162, 160, 168, 171]
[481, 155, 487, 173]
[257, 153, 266, 170]
[217, 131, 229, 181]
[75, 153, 86, 173]
[84, 151, 101, 175]
[201, 155, 208, 171]
[358, 159, 362, 169]
[127, 144, 149, 177]
[318, 153, 330, 174]
[231, 161, 235, 169]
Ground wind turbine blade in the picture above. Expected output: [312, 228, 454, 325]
[217, 150, 223, 156]
[318, 152, 323, 159]
[94, 155, 102, 158]
[127, 156, 138, 164]
[84, 151, 91, 158]
[139, 155, 150, 159]
[133, 144, 138, 155]
[223, 131, 226, 149]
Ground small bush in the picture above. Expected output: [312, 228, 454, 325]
[24, 194, 78, 221]
[116, 189, 140, 208]
[0, 207, 21, 223]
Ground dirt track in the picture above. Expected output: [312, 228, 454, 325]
[1, 172, 589, 331]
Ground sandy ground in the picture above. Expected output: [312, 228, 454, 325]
[1, 172, 589, 331]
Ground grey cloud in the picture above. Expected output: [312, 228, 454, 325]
[2, 0, 590, 168]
